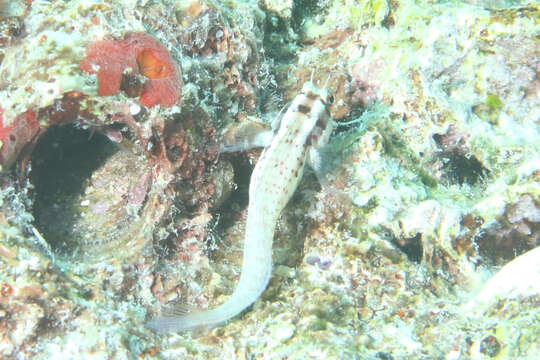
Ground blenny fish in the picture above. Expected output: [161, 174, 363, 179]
[147, 81, 334, 333]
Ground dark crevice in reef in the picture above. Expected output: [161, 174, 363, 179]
[394, 233, 423, 263]
[214, 153, 252, 232]
[291, 0, 323, 34]
[263, 0, 325, 61]
[263, 11, 297, 61]
[432, 126, 489, 186]
[29, 124, 119, 253]
[439, 151, 488, 186]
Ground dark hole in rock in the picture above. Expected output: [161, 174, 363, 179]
[432, 130, 489, 186]
[479, 335, 501, 357]
[228, 154, 251, 202]
[263, 11, 296, 60]
[120, 70, 143, 98]
[213, 153, 251, 232]
[291, 0, 323, 34]
[375, 351, 394, 360]
[442, 152, 488, 186]
[30, 124, 120, 256]
[395, 233, 423, 263]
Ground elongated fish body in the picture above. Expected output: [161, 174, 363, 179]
[147, 82, 334, 333]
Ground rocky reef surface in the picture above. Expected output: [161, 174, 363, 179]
[0, 0, 539, 358]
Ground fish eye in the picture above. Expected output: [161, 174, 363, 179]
[327, 95, 334, 104]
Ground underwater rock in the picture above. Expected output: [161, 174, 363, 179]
[0, 15, 24, 50]
[30, 124, 155, 263]
[475, 194, 540, 264]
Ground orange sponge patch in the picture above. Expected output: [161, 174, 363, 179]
[137, 49, 171, 79]
[79, 32, 182, 107]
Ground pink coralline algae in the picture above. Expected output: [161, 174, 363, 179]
[79, 32, 182, 107]
[0, 106, 40, 168]
[351, 59, 383, 107]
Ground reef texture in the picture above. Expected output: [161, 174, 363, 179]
[0, 0, 539, 359]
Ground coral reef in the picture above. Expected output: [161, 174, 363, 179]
[0, 0, 539, 359]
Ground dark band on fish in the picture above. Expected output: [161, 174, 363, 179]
[305, 92, 319, 101]
[316, 115, 329, 130]
[296, 104, 311, 114]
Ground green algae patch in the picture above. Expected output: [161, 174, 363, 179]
[348, 0, 390, 28]
[486, 93, 503, 110]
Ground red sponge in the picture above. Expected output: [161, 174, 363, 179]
[80, 32, 182, 107]
[0, 107, 40, 168]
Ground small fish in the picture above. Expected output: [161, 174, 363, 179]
[219, 120, 273, 153]
[147, 81, 334, 333]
